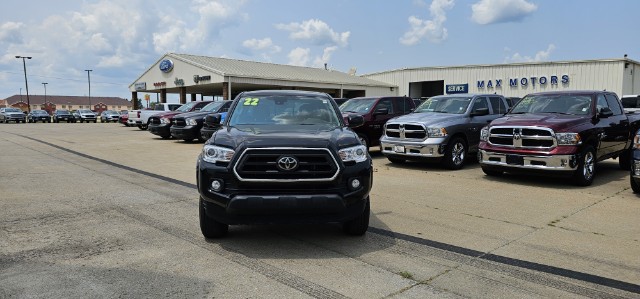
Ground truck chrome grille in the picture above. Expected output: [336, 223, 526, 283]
[385, 123, 427, 139]
[234, 148, 339, 181]
[172, 118, 186, 127]
[488, 126, 556, 148]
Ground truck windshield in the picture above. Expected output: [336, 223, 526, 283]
[175, 102, 197, 112]
[510, 95, 592, 115]
[621, 97, 640, 109]
[414, 97, 471, 114]
[200, 101, 225, 112]
[339, 98, 376, 113]
[229, 96, 341, 126]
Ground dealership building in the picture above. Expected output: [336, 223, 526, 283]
[128, 54, 640, 109]
[362, 57, 640, 99]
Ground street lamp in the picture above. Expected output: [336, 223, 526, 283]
[42, 82, 48, 107]
[16, 56, 32, 112]
[85, 69, 92, 110]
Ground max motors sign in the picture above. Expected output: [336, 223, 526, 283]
[477, 75, 569, 89]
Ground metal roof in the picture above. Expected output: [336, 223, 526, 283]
[141, 53, 395, 88]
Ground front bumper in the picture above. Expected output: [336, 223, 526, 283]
[149, 123, 171, 137]
[197, 156, 373, 225]
[380, 137, 446, 158]
[6, 115, 25, 122]
[200, 126, 221, 140]
[171, 126, 199, 140]
[478, 149, 578, 171]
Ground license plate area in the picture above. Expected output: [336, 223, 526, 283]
[393, 145, 405, 153]
[506, 154, 524, 165]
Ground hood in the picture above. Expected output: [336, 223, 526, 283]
[491, 113, 590, 132]
[173, 110, 213, 120]
[7, 112, 25, 116]
[152, 111, 184, 118]
[387, 112, 462, 127]
[210, 125, 359, 150]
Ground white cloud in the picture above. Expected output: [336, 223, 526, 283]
[471, 0, 537, 25]
[276, 19, 350, 47]
[504, 44, 556, 63]
[313, 46, 338, 68]
[400, 0, 455, 46]
[0, 22, 24, 44]
[288, 47, 310, 66]
[242, 38, 281, 53]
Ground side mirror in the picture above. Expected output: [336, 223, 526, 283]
[204, 113, 222, 126]
[346, 114, 365, 128]
[373, 107, 389, 116]
[471, 107, 489, 116]
[599, 107, 613, 118]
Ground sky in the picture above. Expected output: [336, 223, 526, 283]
[1, 0, 639, 103]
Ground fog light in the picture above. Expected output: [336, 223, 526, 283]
[560, 159, 567, 167]
[210, 179, 223, 192]
[634, 161, 640, 176]
[349, 178, 361, 190]
[429, 148, 434, 154]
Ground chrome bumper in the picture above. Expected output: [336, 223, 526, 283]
[478, 149, 577, 171]
[380, 138, 446, 158]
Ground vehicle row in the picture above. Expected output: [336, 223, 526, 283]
[0, 108, 126, 123]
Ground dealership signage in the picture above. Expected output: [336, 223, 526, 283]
[446, 84, 468, 94]
[153, 82, 167, 88]
[134, 82, 147, 90]
[159, 59, 174, 73]
[174, 77, 185, 86]
[477, 75, 569, 89]
[193, 75, 211, 83]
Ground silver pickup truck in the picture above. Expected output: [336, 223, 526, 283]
[128, 103, 182, 130]
[380, 94, 510, 169]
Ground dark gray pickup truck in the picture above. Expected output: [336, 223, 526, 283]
[380, 94, 510, 169]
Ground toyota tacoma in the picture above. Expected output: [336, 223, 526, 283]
[197, 90, 372, 238]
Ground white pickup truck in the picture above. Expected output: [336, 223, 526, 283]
[128, 103, 182, 130]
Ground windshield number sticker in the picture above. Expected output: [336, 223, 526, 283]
[243, 98, 259, 106]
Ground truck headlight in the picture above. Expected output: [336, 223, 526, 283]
[556, 133, 581, 145]
[426, 127, 447, 138]
[202, 145, 235, 163]
[338, 145, 368, 163]
[480, 127, 489, 141]
[160, 117, 171, 124]
[634, 130, 640, 149]
[187, 119, 198, 126]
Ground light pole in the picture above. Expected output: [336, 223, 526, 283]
[16, 56, 32, 112]
[42, 82, 48, 108]
[20, 87, 23, 102]
[85, 69, 92, 110]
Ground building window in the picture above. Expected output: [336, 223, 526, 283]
[118, 106, 121, 109]
[61, 105, 66, 109]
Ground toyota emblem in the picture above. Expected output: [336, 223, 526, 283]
[277, 156, 299, 171]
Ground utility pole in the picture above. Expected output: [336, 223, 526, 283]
[85, 69, 92, 110]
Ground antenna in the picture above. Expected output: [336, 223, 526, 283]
[348, 67, 357, 76]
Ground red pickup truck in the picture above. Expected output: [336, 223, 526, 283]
[478, 90, 640, 186]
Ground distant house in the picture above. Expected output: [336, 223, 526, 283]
[2, 95, 132, 114]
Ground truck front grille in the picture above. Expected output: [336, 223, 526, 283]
[385, 123, 427, 139]
[234, 148, 340, 181]
[148, 117, 160, 125]
[488, 126, 556, 148]
[172, 118, 186, 127]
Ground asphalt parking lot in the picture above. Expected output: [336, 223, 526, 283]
[1, 123, 639, 298]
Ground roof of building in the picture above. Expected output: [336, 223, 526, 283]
[130, 53, 395, 88]
[363, 57, 640, 76]
[3, 95, 131, 106]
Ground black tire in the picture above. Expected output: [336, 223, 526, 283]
[199, 197, 228, 238]
[630, 175, 640, 193]
[357, 134, 369, 150]
[619, 149, 631, 170]
[93, 120, 97, 123]
[387, 157, 406, 164]
[482, 166, 503, 176]
[80, 119, 84, 123]
[573, 146, 596, 186]
[442, 137, 467, 170]
[343, 198, 370, 236]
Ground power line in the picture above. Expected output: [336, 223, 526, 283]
[0, 70, 128, 86]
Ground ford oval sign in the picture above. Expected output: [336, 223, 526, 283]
[159, 59, 174, 73]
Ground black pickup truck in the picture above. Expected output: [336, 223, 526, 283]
[196, 90, 372, 238]
[479, 90, 640, 186]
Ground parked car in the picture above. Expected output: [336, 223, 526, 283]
[505, 97, 522, 107]
[119, 111, 129, 126]
[333, 98, 349, 106]
[0, 107, 27, 123]
[147, 101, 213, 138]
[27, 110, 51, 123]
[197, 90, 371, 238]
[380, 94, 510, 169]
[170, 101, 232, 142]
[53, 109, 76, 123]
[100, 110, 120, 123]
[630, 128, 640, 193]
[340, 96, 416, 149]
[479, 90, 640, 186]
[129, 103, 183, 130]
[75, 109, 97, 123]
[621, 95, 640, 112]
